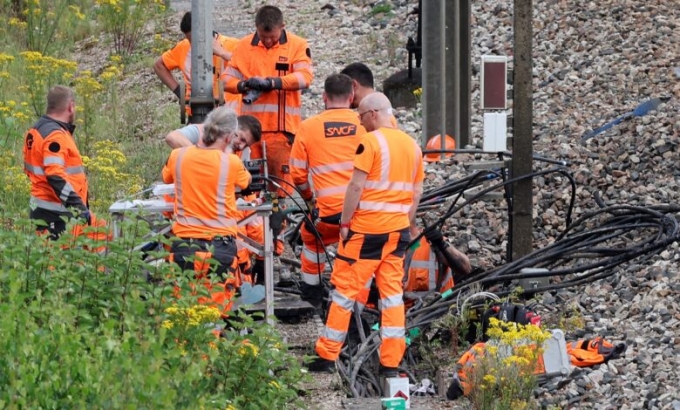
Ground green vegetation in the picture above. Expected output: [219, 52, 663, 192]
[369, 4, 393, 17]
[0, 1, 308, 408]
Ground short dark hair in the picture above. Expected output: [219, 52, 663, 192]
[324, 73, 353, 100]
[238, 115, 262, 143]
[255, 6, 284, 31]
[341, 62, 374, 88]
[180, 12, 191, 34]
[46, 85, 74, 114]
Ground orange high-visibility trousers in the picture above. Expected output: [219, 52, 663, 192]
[316, 228, 410, 368]
[249, 132, 293, 197]
[300, 220, 339, 286]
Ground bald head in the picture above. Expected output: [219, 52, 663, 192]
[358, 92, 394, 131]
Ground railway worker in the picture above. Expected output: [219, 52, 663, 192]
[162, 106, 251, 315]
[310, 92, 424, 375]
[23, 86, 92, 239]
[341, 62, 398, 127]
[154, 11, 241, 120]
[165, 114, 261, 153]
[289, 73, 365, 309]
[222, 4, 313, 199]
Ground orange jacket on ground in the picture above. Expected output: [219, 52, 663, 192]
[23, 115, 88, 216]
[351, 127, 425, 234]
[222, 30, 313, 134]
[162, 145, 250, 240]
[404, 238, 454, 294]
[290, 108, 365, 216]
[161, 35, 240, 109]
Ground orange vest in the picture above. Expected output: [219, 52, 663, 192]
[223, 30, 313, 134]
[162, 146, 251, 239]
[161, 35, 240, 109]
[405, 239, 454, 293]
[351, 127, 424, 234]
[289, 108, 365, 216]
[23, 116, 88, 215]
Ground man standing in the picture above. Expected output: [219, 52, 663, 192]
[289, 73, 365, 308]
[23, 86, 89, 239]
[222, 5, 313, 198]
[340, 62, 376, 108]
[154, 11, 240, 118]
[311, 93, 424, 375]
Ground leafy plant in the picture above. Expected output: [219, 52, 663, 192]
[464, 318, 551, 410]
[0, 216, 308, 409]
[94, 0, 166, 57]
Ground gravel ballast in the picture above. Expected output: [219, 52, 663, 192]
[159, 1, 680, 408]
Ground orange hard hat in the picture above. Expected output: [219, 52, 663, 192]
[424, 134, 456, 162]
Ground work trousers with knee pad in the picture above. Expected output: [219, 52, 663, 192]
[316, 228, 410, 368]
[170, 236, 239, 316]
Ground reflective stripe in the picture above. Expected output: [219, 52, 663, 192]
[175, 147, 237, 230]
[296, 181, 311, 191]
[410, 248, 438, 290]
[321, 327, 347, 343]
[27, 162, 84, 176]
[176, 215, 237, 228]
[316, 185, 347, 198]
[290, 158, 308, 168]
[374, 130, 390, 182]
[66, 165, 84, 175]
[302, 246, 327, 264]
[30, 195, 68, 213]
[381, 294, 404, 309]
[224, 101, 238, 111]
[300, 271, 320, 285]
[293, 72, 307, 88]
[381, 326, 405, 339]
[293, 62, 311, 70]
[354, 302, 365, 315]
[364, 181, 414, 192]
[310, 161, 354, 176]
[240, 103, 301, 116]
[330, 290, 355, 311]
[44, 156, 65, 166]
[59, 183, 75, 202]
[225, 66, 244, 81]
[358, 201, 411, 213]
[24, 162, 44, 175]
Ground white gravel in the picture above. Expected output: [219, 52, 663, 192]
[163, 1, 680, 408]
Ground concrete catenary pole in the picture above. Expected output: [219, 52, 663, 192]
[190, 0, 215, 124]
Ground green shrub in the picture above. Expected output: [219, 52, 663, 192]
[0, 217, 308, 409]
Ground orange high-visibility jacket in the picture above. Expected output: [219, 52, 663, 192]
[162, 146, 251, 240]
[289, 108, 365, 217]
[351, 127, 424, 234]
[161, 35, 240, 109]
[222, 30, 313, 134]
[404, 238, 454, 293]
[23, 115, 88, 215]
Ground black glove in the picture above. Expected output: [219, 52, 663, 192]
[172, 85, 181, 99]
[245, 77, 274, 91]
[242, 89, 262, 105]
[424, 227, 444, 246]
[79, 209, 92, 225]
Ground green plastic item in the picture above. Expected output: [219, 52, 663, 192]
[441, 289, 453, 300]
[381, 397, 406, 410]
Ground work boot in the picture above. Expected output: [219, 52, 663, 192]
[306, 355, 336, 373]
[379, 365, 399, 378]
